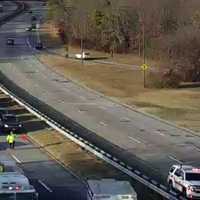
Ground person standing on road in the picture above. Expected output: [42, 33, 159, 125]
[6, 131, 16, 149]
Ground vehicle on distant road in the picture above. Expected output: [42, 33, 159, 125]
[25, 27, 32, 32]
[0, 113, 22, 132]
[0, 4, 3, 12]
[167, 165, 200, 199]
[35, 42, 43, 50]
[6, 38, 15, 45]
[31, 16, 37, 21]
[75, 52, 90, 60]
[87, 179, 137, 200]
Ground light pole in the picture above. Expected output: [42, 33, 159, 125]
[142, 17, 146, 88]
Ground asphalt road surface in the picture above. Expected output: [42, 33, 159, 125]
[1, 0, 200, 188]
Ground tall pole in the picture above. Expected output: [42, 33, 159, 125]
[81, 29, 84, 65]
[142, 12, 146, 88]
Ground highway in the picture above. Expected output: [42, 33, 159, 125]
[1, 0, 200, 196]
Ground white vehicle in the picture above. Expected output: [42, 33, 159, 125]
[167, 165, 200, 199]
[86, 179, 137, 200]
[0, 158, 38, 200]
[75, 52, 90, 59]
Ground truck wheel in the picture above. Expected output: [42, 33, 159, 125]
[182, 188, 187, 197]
[169, 181, 174, 191]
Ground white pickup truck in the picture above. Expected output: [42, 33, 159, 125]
[167, 164, 200, 199]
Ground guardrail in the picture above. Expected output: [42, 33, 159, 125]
[0, 73, 187, 200]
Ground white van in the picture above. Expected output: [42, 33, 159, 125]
[87, 179, 137, 200]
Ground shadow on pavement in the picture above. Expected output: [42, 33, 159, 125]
[18, 114, 37, 122]
[23, 120, 49, 133]
[0, 141, 27, 150]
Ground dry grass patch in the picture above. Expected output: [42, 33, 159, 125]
[30, 131, 127, 179]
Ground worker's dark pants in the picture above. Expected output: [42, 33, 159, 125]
[8, 141, 15, 149]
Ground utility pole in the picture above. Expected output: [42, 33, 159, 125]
[142, 11, 147, 88]
[81, 26, 84, 65]
[142, 17, 146, 88]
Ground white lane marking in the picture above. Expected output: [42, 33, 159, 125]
[99, 121, 107, 126]
[159, 132, 165, 136]
[38, 180, 53, 193]
[155, 130, 165, 136]
[11, 154, 21, 164]
[128, 136, 142, 144]
[168, 155, 182, 164]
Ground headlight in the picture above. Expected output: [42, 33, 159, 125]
[4, 124, 8, 128]
[19, 124, 22, 127]
[188, 186, 194, 192]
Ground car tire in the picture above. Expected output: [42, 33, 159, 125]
[182, 187, 187, 198]
[169, 181, 174, 191]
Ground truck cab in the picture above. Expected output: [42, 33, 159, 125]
[87, 179, 137, 200]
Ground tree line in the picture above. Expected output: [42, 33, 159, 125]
[47, 0, 200, 86]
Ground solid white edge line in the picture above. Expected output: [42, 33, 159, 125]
[38, 180, 53, 193]
[0, 86, 177, 200]
[11, 154, 21, 164]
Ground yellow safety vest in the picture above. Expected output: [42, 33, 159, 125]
[6, 134, 15, 144]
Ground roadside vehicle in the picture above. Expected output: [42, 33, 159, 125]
[0, 157, 38, 200]
[167, 165, 200, 199]
[25, 27, 32, 32]
[0, 113, 22, 132]
[75, 52, 90, 60]
[35, 42, 43, 50]
[87, 179, 137, 200]
[6, 38, 15, 45]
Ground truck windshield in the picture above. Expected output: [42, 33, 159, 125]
[0, 193, 37, 200]
[186, 173, 200, 181]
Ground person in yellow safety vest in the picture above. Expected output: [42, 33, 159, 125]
[6, 131, 16, 149]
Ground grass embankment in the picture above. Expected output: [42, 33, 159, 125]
[29, 130, 128, 179]
[38, 23, 200, 132]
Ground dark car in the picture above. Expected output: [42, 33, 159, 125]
[0, 114, 22, 132]
[31, 16, 37, 21]
[6, 38, 14, 45]
[0, 108, 9, 116]
[35, 42, 43, 50]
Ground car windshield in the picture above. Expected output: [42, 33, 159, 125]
[186, 173, 200, 181]
[3, 115, 17, 122]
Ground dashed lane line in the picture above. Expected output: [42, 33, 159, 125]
[11, 154, 21, 164]
[38, 180, 53, 193]
[128, 136, 142, 144]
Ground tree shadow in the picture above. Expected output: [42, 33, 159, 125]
[18, 114, 37, 122]
[23, 120, 49, 133]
